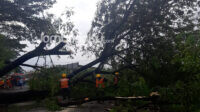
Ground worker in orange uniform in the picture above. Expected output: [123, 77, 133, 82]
[114, 72, 120, 85]
[95, 74, 105, 103]
[60, 73, 70, 100]
[6, 77, 12, 89]
[96, 74, 105, 88]
[0, 78, 5, 88]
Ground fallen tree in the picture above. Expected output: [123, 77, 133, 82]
[0, 62, 134, 104]
[0, 0, 139, 103]
[0, 89, 158, 106]
[0, 42, 71, 77]
[58, 96, 158, 107]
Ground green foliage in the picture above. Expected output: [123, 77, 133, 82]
[71, 82, 97, 98]
[115, 73, 150, 97]
[0, 0, 56, 42]
[29, 32, 200, 111]
[173, 33, 200, 73]
[29, 67, 65, 96]
[43, 97, 61, 111]
[132, 77, 150, 96]
[29, 67, 67, 111]
[159, 73, 200, 112]
[0, 34, 24, 69]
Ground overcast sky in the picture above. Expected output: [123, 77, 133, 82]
[22, 0, 99, 71]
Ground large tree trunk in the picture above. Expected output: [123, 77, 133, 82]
[58, 96, 157, 107]
[68, 48, 129, 79]
[0, 44, 129, 105]
[0, 42, 71, 77]
[0, 90, 157, 106]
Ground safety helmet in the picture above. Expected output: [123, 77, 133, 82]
[115, 72, 119, 75]
[62, 73, 67, 78]
[96, 74, 101, 78]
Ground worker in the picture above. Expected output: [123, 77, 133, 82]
[10, 76, 15, 87]
[114, 72, 120, 85]
[96, 74, 105, 88]
[95, 74, 105, 103]
[19, 76, 24, 89]
[60, 73, 70, 100]
[6, 77, 12, 88]
[0, 78, 4, 88]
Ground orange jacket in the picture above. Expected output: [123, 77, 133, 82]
[0, 80, 4, 86]
[60, 78, 69, 88]
[6, 79, 11, 84]
[96, 78, 105, 88]
[6, 79, 12, 88]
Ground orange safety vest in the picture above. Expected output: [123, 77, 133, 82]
[0, 80, 4, 86]
[6, 79, 10, 84]
[6, 79, 12, 88]
[96, 78, 105, 88]
[60, 78, 69, 88]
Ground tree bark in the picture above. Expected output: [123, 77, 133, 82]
[0, 42, 71, 77]
[58, 96, 156, 107]
[68, 48, 130, 79]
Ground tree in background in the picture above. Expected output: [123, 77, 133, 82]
[0, 0, 55, 41]
[84, 0, 200, 85]
[0, 34, 25, 68]
[83, 0, 200, 111]
[0, 0, 78, 76]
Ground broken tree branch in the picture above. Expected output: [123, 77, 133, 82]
[21, 64, 43, 69]
[0, 42, 71, 77]
[58, 96, 158, 107]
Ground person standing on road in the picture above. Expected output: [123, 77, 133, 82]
[60, 73, 70, 100]
[95, 74, 106, 103]
[0, 78, 5, 88]
[114, 72, 120, 85]
[19, 77, 24, 89]
[96, 74, 105, 88]
[6, 77, 12, 89]
[11, 76, 15, 88]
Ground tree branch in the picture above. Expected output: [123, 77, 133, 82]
[58, 96, 157, 107]
[21, 64, 43, 69]
[0, 42, 71, 77]
[68, 48, 130, 79]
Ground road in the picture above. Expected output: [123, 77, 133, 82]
[59, 101, 113, 112]
[21, 101, 113, 112]
[0, 85, 29, 93]
[0, 86, 115, 112]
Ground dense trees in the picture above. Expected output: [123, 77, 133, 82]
[0, 0, 78, 76]
[0, 34, 24, 68]
[1, 0, 200, 111]
[81, 0, 200, 111]
[0, 0, 56, 41]
[83, 0, 200, 85]
[87, 0, 198, 61]
[0, 0, 56, 74]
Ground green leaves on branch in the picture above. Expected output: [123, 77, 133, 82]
[173, 33, 200, 73]
[0, 34, 25, 69]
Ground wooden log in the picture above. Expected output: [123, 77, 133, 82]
[0, 42, 71, 77]
[58, 96, 156, 107]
